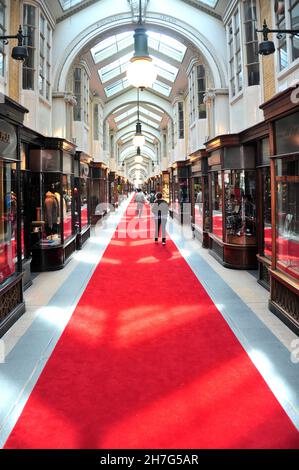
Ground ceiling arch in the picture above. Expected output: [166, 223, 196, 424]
[53, 8, 227, 94]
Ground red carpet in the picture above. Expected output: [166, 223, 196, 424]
[5, 200, 299, 449]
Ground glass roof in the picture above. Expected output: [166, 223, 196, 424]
[91, 33, 133, 64]
[115, 105, 162, 124]
[59, 0, 85, 11]
[104, 77, 130, 97]
[198, 0, 218, 6]
[91, 29, 186, 98]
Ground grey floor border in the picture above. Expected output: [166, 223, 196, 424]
[0, 197, 132, 448]
[167, 219, 299, 431]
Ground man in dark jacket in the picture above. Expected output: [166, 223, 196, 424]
[151, 192, 169, 245]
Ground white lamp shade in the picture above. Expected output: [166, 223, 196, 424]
[127, 58, 157, 88]
[133, 134, 145, 147]
[135, 155, 143, 163]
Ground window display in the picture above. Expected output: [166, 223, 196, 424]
[203, 175, 210, 232]
[80, 177, 88, 227]
[276, 156, 299, 281]
[63, 174, 73, 240]
[262, 167, 272, 258]
[224, 170, 256, 245]
[193, 177, 203, 232]
[0, 161, 17, 283]
[211, 170, 223, 239]
[30, 173, 62, 247]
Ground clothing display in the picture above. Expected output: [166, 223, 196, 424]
[45, 191, 59, 230]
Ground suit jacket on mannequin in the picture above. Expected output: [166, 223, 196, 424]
[45, 191, 59, 229]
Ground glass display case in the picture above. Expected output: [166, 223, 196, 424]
[256, 138, 271, 290]
[275, 155, 299, 281]
[74, 152, 91, 249]
[260, 93, 299, 335]
[171, 162, 191, 224]
[162, 171, 170, 203]
[207, 141, 257, 269]
[0, 98, 27, 337]
[28, 140, 76, 271]
[191, 152, 209, 247]
[109, 171, 118, 210]
[90, 162, 108, 225]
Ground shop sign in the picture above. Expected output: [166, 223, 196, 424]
[0, 119, 17, 159]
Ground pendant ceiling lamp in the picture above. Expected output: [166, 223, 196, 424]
[135, 146, 143, 163]
[133, 89, 145, 147]
[127, 0, 157, 89]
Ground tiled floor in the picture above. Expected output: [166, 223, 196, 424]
[0, 198, 298, 447]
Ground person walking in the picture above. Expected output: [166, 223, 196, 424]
[135, 188, 147, 218]
[151, 192, 169, 245]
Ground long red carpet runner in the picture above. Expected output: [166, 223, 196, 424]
[5, 200, 299, 449]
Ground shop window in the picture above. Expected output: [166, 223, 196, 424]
[62, 174, 73, 241]
[30, 173, 61, 247]
[262, 166, 272, 258]
[0, 161, 17, 283]
[23, 4, 36, 90]
[73, 67, 89, 123]
[193, 177, 203, 232]
[243, 0, 260, 86]
[224, 170, 256, 245]
[188, 67, 196, 124]
[211, 171, 223, 239]
[276, 156, 299, 280]
[0, 0, 6, 78]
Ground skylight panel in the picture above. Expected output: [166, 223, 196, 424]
[114, 107, 138, 123]
[152, 80, 172, 97]
[148, 32, 186, 62]
[91, 32, 133, 64]
[152, 56, 178, 82]
[117, 116, 137, 130]
[59, 0, 85, 11]
[104, 78, 130, 97]
[197, 0, 217, 7]
[139, 107, 162, 122]
[99, 53, 132, 83]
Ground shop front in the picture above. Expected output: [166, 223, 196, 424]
[0, 97, 28, 336]
[260, 88, 299, 334]
[74, 151, 91, 250]
[109, 171, 118, 210]
[170, 161, 191, 225]
[161, 171, 170, 203]
[190, 150, 209, 248]
[90, 162, 108, 225]
[28, 138, 77, 271]
[206, 136, 258, 269]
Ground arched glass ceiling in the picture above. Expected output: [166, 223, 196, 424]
[113, 103, 163, 132]
[90, 30, 186, 98]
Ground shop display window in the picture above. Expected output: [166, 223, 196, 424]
[276, 156, 299, 280]
[262, 167, 272, 258]
[30, 173, 62, 247]
[62, 174, 73, 240]
[0, 161, 17, 283]
[162, 174, 170, 203]
[203, 175, 210, 231]
[211, 170, 223, 239]
[224, 170, 256, 245]
[193, 177, 203, 232]
[80, 177, 89, 228]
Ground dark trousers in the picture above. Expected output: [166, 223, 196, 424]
[155, 216, 167, 240]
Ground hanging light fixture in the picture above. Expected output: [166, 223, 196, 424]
[127, 0, 157, 89]
[135, 146, 143, 163]
[133, 88, 145, 147]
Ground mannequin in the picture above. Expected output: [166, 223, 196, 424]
[44, 189, 59, 235]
